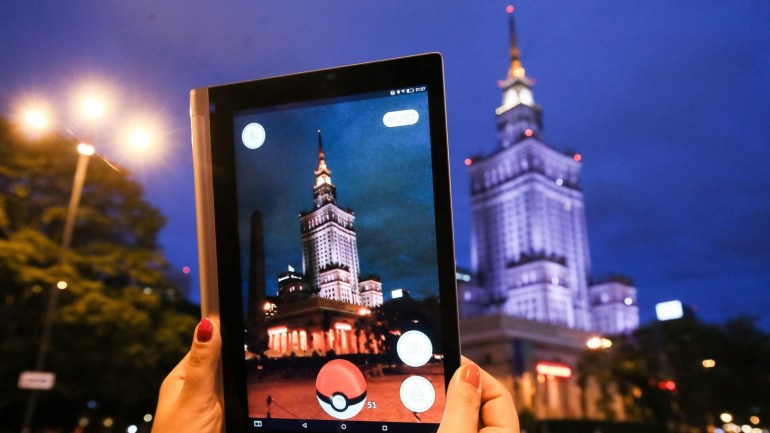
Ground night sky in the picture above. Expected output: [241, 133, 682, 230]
[1, 1, 768, 328]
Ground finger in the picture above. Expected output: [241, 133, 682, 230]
[437, 362, 481, 433]
[478, 368, 519, 433]
[181, 317, 222, 397]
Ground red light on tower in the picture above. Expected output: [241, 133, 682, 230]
[182, 266, 191, 274]
[573, 153, 582, 162]
[464, 158, 473, 166]
[506, 5, 514, 14]
[524, 129, 533, 137]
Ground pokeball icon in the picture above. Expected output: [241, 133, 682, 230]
[315, 359, 367, 419]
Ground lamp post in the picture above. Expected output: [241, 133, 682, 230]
[21, 141, 94, 433]
[18, 96, 153, 433]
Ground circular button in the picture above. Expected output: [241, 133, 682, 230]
[242, 122, 266, 149]
[396, 330, 433, 367]
[399, 376, 436, 413]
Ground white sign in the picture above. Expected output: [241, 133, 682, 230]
[656, 300, 684, 321]
[18, 371, 56, 390]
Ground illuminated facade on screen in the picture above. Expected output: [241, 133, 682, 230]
[299, 131, 383, 308]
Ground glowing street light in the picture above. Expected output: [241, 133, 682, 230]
[77, 142, 95, 156]
[702, 358, 716, 368]
[586, 336, 612, 350]
[128, 129, 152, 149]
[81, 97, 105, 119]
[720, 412, 734, 423]
[24, 110, 49, 130]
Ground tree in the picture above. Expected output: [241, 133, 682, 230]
[577, 316, 770, 433]
[0, 118, 198, 432]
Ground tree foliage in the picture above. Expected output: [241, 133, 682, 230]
[577, 316, 770, 432]
[0, 119, 198, 431]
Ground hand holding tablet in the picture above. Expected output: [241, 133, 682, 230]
[188, 54, 464, 432]
[152, 319, 520, 433]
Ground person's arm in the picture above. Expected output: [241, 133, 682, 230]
[152, 317, 223, 433]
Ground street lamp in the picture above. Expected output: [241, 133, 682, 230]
[20, 95, 154, 433]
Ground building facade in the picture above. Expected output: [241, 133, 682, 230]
[459, 8, 637, 335]
[458, 7, 640, 423]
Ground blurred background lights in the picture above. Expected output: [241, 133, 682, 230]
[77, 143, 95, 156]
[721, 413, 734, 423]
[56, 281, 68, 290]
[102, 417, 114, 428]
[702, 358, 716, 368]
[81, 98, 105, 119]
[127, 425, 138, 433]
[750, 416, 760, 424]
[506, 4, 514, 14]
[656, 300, 684, 321]
[624, 297, 633, 305]
[143, 414, 153, 422]
[182, 266, 191, 274]
[129, 129, 152, 149]
[573, 153, 582, 162]
[24, 110, 48, 129]
[586, 336, 612, 350]
[464, 158, 472, 166]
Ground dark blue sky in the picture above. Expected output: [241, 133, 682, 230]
[1, 1, 768, 328]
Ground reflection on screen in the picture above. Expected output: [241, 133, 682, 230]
[232, 88, 446, 427]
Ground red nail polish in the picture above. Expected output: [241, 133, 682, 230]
[197, 318, 213, 343]
[462, 364, 480, 389]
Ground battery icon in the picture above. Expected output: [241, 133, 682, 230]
[406, 88, 415, 93]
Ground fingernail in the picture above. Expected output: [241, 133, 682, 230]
[462, 364, 480, 389]
[197, 318, 213, 343]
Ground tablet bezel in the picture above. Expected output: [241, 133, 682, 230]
[191, 53, 460, 433]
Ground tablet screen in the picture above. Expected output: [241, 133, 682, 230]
[230, 85, 448, 432]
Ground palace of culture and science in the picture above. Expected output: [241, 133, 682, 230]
[457, 8, 640, 421]
[457, 8, 638, 336]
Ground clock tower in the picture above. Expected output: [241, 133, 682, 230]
[496, 5, 542, 148]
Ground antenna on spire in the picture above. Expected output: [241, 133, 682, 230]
[506, 5, 526, 79]
[317, 129, 324, 153]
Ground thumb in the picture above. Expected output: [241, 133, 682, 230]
[438, 363, 481, 433]
[182, 317, 222, 396]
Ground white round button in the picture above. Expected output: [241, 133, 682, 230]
[399, 376, 435, 413]
[396, 330, 433, 367]
[242, 122, 266, 149]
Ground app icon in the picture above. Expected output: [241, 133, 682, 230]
[242, 122, 266, 149]
[399, 376, 436, 413]
[315, 359, 367, 419]
[383, 109, 419, 127]
[396, 330, 433, 367]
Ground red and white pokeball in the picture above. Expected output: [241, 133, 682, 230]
[315, 359, 367, 419]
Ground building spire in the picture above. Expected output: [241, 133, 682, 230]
[315, 129, 331, 180]
[313, 129, 335, 207]
[506, 5, 526, 80]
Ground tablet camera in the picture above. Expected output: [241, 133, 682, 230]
[315, 359, 367, 420]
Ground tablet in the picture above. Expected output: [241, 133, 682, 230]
[190, 53, 460, 433]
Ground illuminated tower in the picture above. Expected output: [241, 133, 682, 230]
[465, 7, 592, 329]
[300, 130, 362, 304]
